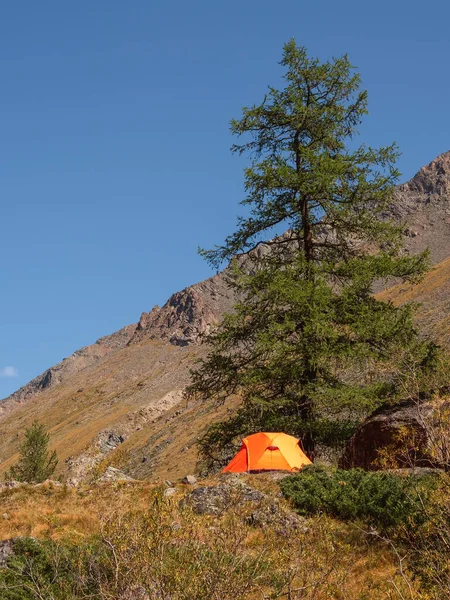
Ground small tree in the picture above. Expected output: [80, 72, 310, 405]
[8, 421, 58, 483]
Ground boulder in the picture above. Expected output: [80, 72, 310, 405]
[247, 502, 306, 535]
[0, 480, 22, 492]
[184, 479, 265, 515]
[38, 479, 63, 488]
[340, 399, 435, 470]
[182, 475, 197, 485]
[98, 431, 125, 453]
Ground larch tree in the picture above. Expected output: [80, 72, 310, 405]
[8, 421, 58, 483]
[188, 40, 433, 463]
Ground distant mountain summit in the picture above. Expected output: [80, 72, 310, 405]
[402, 150, 450, 197]
[394, 151, 450, 264]
[3, 152, 450, 482]
[0, 324, 136, 416]
[129, 272, 235, 347]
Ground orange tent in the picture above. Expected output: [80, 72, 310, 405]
[223, 432, 311, 473]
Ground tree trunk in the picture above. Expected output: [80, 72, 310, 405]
[294, 131, 316, 456]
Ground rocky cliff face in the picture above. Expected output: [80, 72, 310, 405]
[401, 151, 450, 197]
[129, 273, 235, 347]
[393, 151, 450, 264]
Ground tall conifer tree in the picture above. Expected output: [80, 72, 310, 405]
[188, 41, 431, 459]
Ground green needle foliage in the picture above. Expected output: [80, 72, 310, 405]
[188, 40, 434, 460]
[280, 466, 434, 528]
[8, 421, 58, 483]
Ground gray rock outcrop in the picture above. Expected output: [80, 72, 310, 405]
[184, 478, 266, 515]
[97, 467, 135, 483]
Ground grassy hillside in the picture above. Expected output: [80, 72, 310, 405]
[0, 477, 425, 599]
[0, 338, 202, 481]
[377, 256, 450, 344]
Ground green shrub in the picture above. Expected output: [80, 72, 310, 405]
[0, 537, 109, 599]
[280, 466, 432, 528]
[0, 538, 72, 599]
[7, 421, 58, 484]
[401, 473, 450, 597]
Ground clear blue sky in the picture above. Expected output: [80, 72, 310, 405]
[1, 1, 449, 398]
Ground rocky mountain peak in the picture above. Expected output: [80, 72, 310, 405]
[388, 151, 450, 265]
[129, 273, 236, 347]
[400, 150, 450, 196]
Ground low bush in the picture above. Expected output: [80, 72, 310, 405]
[0, 537, 105, 599]
[280, 466, 433, 528]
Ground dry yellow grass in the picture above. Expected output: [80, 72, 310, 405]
[377, 257, 450, 343]
[0, 481, 153, 540]
[0, 479, 423, 599]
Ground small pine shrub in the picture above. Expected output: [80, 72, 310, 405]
[280, 466, 432, 528]
[7, 421, 58, 484]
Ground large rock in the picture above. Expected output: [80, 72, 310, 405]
[98, 431, 125, 453]
[181, 474, 197, 485]
[184, 478, 266, 515]
[340, 399, 436, 470]
[0, 480, 22, 492]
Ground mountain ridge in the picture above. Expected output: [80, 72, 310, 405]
[3, 151, 450, 481]
[6, 150, 450, 410]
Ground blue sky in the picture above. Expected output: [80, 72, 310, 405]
[1, 1, 449, 397]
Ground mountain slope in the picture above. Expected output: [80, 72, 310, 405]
[376, 256, 450, 345]
[0, 324, 137, 418]
[2, 151, 450, 481]
[393, 151, 450, 264]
